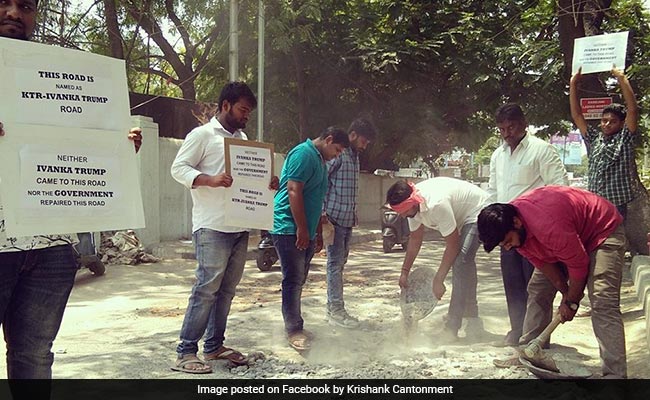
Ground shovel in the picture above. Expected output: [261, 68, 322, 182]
[400, 267, 438, 328]
[519, 310, 561, 373]
[519, 310, 593, 379]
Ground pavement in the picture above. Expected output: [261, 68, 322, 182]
[150, 224, 385, 262]
[0, 228, 647, 381]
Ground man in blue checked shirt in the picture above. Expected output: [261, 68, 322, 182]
[323, 118, 377, 328]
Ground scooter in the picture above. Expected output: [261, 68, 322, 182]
[256, 230, 278, 271]
[75, 232, 106, 276]
[380, 204, 410, 253]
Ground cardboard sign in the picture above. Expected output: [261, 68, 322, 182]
[224, 138, 275, 230]
[572, 31, 629, 75]
[0, 38, 145, 236]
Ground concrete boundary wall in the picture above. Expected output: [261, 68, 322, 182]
[630, 255, 650, 352]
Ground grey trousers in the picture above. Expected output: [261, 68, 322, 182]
[520, 225, 627, 378]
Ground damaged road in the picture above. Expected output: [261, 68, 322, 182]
[0, 238, 647, 379]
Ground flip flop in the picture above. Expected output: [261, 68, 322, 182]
[287, 330, 312, 351]
[205, 346, 248, 366]
[171, 355, 212, 374]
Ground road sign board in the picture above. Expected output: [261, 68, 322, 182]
[580, 97, 613, 120]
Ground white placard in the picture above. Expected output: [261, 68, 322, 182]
[0, 38, 145, 236]
[572, 31, 629, 75]
[224, 138, 275, 230]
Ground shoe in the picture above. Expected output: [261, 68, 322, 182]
[288, 330, 313, 351]
[327, 309, 360, 328]
[204, 346, 248, 366]
[171, 354, 212, 374]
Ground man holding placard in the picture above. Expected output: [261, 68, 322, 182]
[171, 82, 279, 373]
[0, 0, 142, 382]
[570, 66, 639, 220]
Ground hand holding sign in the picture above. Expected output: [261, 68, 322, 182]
[611, 64, 625, 79]
[572, 31, 629, 75]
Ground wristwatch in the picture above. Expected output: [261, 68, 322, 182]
[565, 300, 579, 311]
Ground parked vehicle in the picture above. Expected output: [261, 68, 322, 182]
[380, 204, 410, 253]
[75, 232, 106, 276]
[256, 230, 278, 271]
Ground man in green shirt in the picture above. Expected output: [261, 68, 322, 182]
[271, 127, 349, 352]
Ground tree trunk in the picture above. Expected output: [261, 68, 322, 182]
[292, 45, 307, 142]
[178, 75, 197, 102]
[557, 0, 608, 95]
[103, 0, 124, 59]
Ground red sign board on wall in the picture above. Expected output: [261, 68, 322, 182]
[580, 97, 613, 120]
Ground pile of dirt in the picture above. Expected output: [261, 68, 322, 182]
[99, 230, 160, 265]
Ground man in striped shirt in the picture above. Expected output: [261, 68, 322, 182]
[323, 118, 376, 328]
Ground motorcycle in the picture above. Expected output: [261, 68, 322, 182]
[256, 230, 278, 272]
[380, 204, 410, 253]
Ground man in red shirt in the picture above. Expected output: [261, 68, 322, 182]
[477, 185, 626, 378]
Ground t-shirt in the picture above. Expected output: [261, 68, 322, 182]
[271, 139, 327, 239]
[408, 177, 490, 237]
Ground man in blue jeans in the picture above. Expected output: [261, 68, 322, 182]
[323, 118, 376, 328]
[271, 127, 349, 352]
[0, 0, 142, 382]
[171, 82, 278, 373]
[386, 177, 490, 341]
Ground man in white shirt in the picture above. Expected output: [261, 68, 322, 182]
[387, 177, 490, 341]
[170, 82, 278, 373]
[486, 103, 568, 350]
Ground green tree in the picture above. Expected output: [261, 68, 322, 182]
[33, 0, 650, 173]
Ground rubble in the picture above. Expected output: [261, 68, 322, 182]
[98, 230, 160, 265]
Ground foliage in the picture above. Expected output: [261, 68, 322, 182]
[32, 0, 650, 171]
[565, 154, 589, 177]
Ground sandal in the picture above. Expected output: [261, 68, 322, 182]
[171, 355, 212, 374]
[288, 330, 312, 351]
[205, 346, 248, 366]
[493, 356, 523, 368]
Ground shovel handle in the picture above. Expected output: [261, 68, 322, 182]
[537, 311, 562, 344]
[523, 310, 562, 358]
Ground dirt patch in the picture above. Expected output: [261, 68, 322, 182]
[135, 307, 185, 318]
[0, 238, 647, 379]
